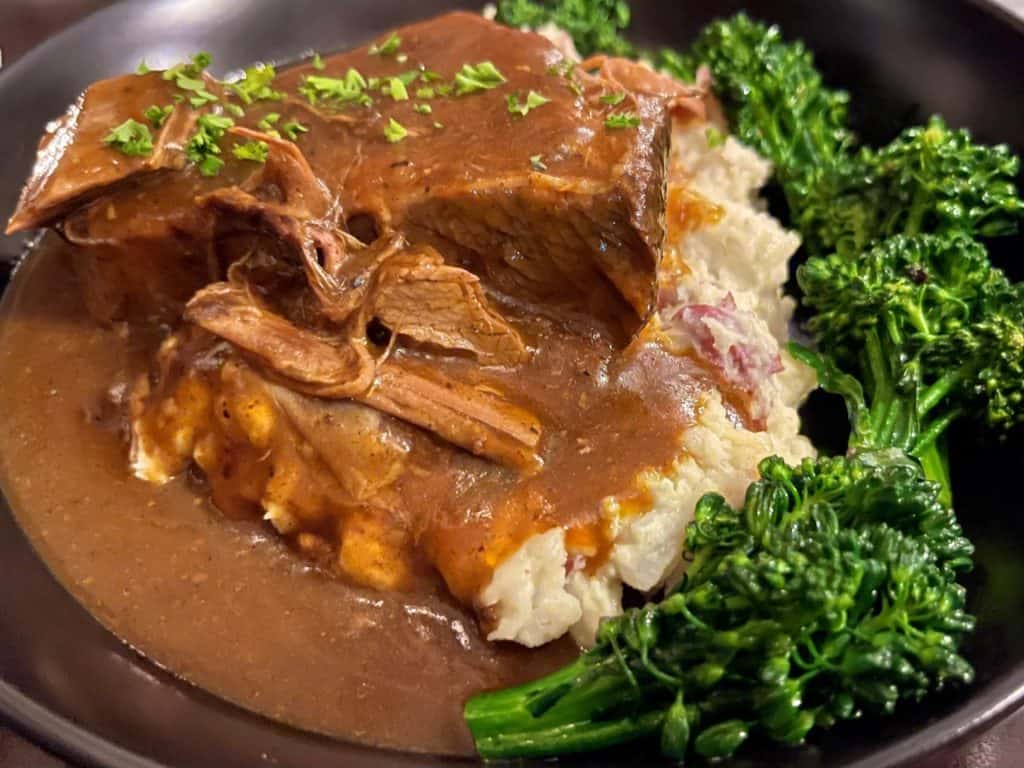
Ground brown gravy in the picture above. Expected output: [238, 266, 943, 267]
[0, 238, 577, 755]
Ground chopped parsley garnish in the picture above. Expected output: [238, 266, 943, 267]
[186, 113, 234, 176]
[187, 88, 219, 109]
[282, 121, 309, 141]
[507, 90, 550, 118]
[414, 103, 432, 114]
[385, 76, 409, 101]
[256, 113, 281, 137]
[103, 119, 153, 157]
[232, 140, 269, 163]
[416, 87, 436, 99]
[229, 64, 283, 105]
[604, 112, 641, 129]
[136, 59, 151, 75]
[163, 51, 211, 80]
[396, 70, 421, 85]
[368, 32, 401, 56]
[396, 53, 409, 64]
[600, 91, 626, 106]
[311, 52, 325, 70]
[384, 117, 408, 143]
[530, 154, 547, 171]
[437, 83, 453, 96]
[163, 52, 218, 108]
[225, 103, 245, 118]
[258, 113, 281, 131]
[433, 121, 444, 130]
[143, 104, 173, 129]
[299, 69, 372, 107]
[419, 69, 443, 83]
[454, 61, 507, 95]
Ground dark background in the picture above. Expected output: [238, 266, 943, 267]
[0, 1, 1022, 766]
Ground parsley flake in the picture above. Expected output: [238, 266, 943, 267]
[368, 33, 401, 56]
[507, 90, 550, 118]
[384, 117, 408, 143]
[414, 103, 432, 114]
[416, 87, 436, 99]
[604, 112, 641, 129]
[259, 113, 281, 127]
[454, 61, 506, 95]
[232, 140, 269, 163]
[143, 104, 173, 129]
[600, 92, 626, 106]
[225, 103, 245, 118]
[311, 52, 325, 70]
[163, 52, 217, 108]
[186, 113, 235, 176]
[433, 121, 444, 130]
[229, 64, 283, 105]
[300, 69, 372, 108]
[282, 121, 309, 141]
[104, 119, 153, 157]
[136, 59, 151, 75]
[385, 76, 409, 101]
[530, 154, 547, 171]
[396, 53, 409, 64]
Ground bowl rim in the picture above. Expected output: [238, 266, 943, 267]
[1, 0, 1024, 766]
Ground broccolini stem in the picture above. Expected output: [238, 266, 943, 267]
[464, 653, 665, 759]
[913, 438, 953, 505]
[904, 183, 930, 236]
[471, 710, 664, 758]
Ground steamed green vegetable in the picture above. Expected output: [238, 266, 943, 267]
[674, 15, 1022, 258]
[797, 234, 1024, 500]
[467, 4, 1024, 761]
[799, 118, 1024, 259]
[494, 0, 634, 57]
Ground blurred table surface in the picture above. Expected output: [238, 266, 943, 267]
[1, 0, 1024, 766]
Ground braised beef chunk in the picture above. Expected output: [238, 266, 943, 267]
[273, 11, 671, 325]
[7, 72, 206, 232]
[8, 12, 671, 330]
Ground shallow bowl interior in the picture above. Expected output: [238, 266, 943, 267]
[1, 1, 1023, 766]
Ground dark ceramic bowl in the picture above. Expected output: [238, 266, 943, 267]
[2, 1, 1024, 766]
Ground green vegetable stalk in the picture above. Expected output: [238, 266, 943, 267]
[796, 233, 1024, 503]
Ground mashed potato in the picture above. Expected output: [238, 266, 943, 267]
[480, 121, 815, 648]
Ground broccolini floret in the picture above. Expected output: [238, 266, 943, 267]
[493, 0, 635, 57]
[675, 16, 1022, 258]
[801, 118, 1024, 258]
[795, 233, 1024, 500]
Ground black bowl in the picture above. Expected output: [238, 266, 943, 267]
[1, 1, 1024, 766]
